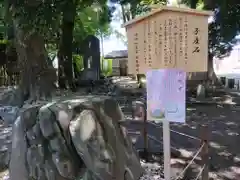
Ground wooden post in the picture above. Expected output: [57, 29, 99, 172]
[200, 125, 209, 180]
[142, 103, 148, 159]
[132, 101, 148, 159]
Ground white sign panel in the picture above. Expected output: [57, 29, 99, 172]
[146, 68, 186, 123]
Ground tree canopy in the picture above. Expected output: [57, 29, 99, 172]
[0, 0, 116, 100]
[181, 0, 240, 58]
[115, 0, 240, 58]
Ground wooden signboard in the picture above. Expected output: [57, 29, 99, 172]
[124, 6, 213, 74]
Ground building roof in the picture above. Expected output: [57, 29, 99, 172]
[104, 50, 128, 59]
[123, 6, 213, 27]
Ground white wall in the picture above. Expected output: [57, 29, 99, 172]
[112, 59, 120, 68]
[214, 45, 240, 78]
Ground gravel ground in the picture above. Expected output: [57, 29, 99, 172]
[0, 78, 179, 180]
[1, 171, 9, 180]
[2, 78, 240, 180]
[140, 161, 164, 180]
[1, 163, 163, 180]
[0, 161, 164, 180]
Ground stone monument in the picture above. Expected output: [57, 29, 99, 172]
[81, 35, 101, 82]
[9, 96, 143, 180]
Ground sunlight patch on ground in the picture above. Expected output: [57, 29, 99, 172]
[218, 151, 232, 158]
[218, 167, 240, 180]
[223, 99, 236, 105]
[0, 170, 8, 180]
[171, 158, 185, 165]
[219, 170, 235, 179]
[63, 98, 88, 105]
[234, 156, 240, 163]
[225, 121, 237, 126]
[209, 141, 223, 149]
[212, 131, 224, 137]
[186, 108, 196, 111]
[230, 166, 240, 174]
[226, 131, 239, 136]
[178, 149, 195, 159]
[209, 172, 218, 179]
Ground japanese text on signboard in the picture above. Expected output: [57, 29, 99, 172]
[193, 28, 200, 53]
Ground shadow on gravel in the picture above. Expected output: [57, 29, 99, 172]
[118, 93, 240, 180]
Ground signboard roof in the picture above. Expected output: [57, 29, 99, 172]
[123, 6, 213, 27]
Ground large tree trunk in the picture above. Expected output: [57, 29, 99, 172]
[58, 1, 76, 91]
[121, 5, 127, 23]
[207, 53, 219, 85]
[14, 21, 56, 102]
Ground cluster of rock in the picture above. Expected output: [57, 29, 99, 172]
[9, 96, 143, 180]
[140, 162, 164, 180]
[93, 78, 118, 95]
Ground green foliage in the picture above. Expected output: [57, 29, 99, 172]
[101, 58, 113, 76]
[0, 0, 114, 47]
[0, 39, 7, 44]
[208, 1, 240, 57]
[115, 0, 167, 22]
[8, 0, 63, 36]
[73, 54, 84, 72]
[73, 4, 113, 45]
[181, 0, 240, 58]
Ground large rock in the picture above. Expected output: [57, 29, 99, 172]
[9, 116, 29, 180]
[0, 125, 12, 168]
[0, 88, 24, 107]
[9, 96, 143, 180]
[0, 106, 20, 124]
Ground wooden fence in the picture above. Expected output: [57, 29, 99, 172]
[131, 101, 210, 180]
